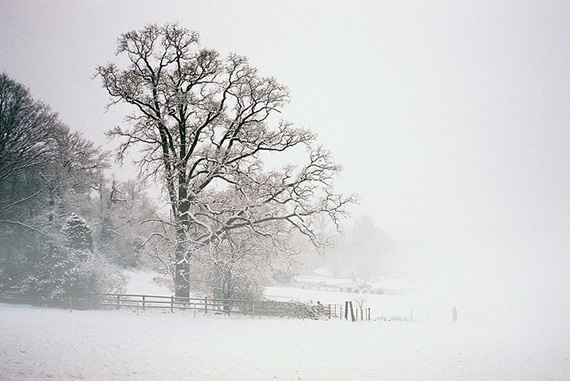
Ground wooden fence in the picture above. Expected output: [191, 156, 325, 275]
[0, 289, 347, 320]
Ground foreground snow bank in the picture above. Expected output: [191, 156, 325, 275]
[0, 303, 568, 380]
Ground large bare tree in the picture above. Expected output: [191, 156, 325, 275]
[97, 24, 353, 297]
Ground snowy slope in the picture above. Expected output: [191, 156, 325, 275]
[123, 270, 173, 296]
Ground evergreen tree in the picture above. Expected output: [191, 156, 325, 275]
[62, 213, 93, 254]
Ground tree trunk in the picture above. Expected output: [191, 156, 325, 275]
[174, 175, 193, 298]
[174, 254, 190, 298]
[174, 228, 190, 298]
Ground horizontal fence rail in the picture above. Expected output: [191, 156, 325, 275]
[0, 288, 347, 320]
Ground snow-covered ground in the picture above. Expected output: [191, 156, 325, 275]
[272, 268, 501, 325]
[1, 297, 570, 379]
[1, 271, 568, 379]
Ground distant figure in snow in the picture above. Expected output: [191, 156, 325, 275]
[452, 305, 458, 323]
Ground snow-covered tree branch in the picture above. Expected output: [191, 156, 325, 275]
[97, 23, 355, 297]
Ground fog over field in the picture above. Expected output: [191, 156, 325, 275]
[1, 1, 570, 378]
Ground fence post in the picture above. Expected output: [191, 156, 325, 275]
[117, 294, 120, 310]
[142, 295, 146, 311]
[171, 296, 174, 313]
[225, 298, 231, 316]
[345, 301, 348, 320]
[349, 301, 355, 322]
[193, 303, 196, 318]
[69, 297, 72, 313]
[205, 296, 208, 315]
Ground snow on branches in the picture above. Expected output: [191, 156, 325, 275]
[97, 23, 355, 297]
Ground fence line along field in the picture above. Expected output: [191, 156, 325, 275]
[0, 289, 349, 320]
[1, 301, 569, 380]
[1, 272, 570, 379]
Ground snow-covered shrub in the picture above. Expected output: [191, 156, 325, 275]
[202, 248, 266, 302]
[18, 238, 125, 300]
[19, 238, 80, 299]
[77, 252, 126, 295]
[226, 275, 264, 302]
[15, 214, 126, 300]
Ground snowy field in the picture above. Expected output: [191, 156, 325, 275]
[1, 297, 569, 379]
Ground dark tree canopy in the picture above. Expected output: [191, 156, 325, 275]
[0, 73, 125, 299]
[0, 73, 109, 228]
[0, 73, 58, 185]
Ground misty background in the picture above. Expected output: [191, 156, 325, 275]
[1, 1, 569, 325]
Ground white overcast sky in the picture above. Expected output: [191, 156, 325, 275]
[2, 1, 570, 307]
